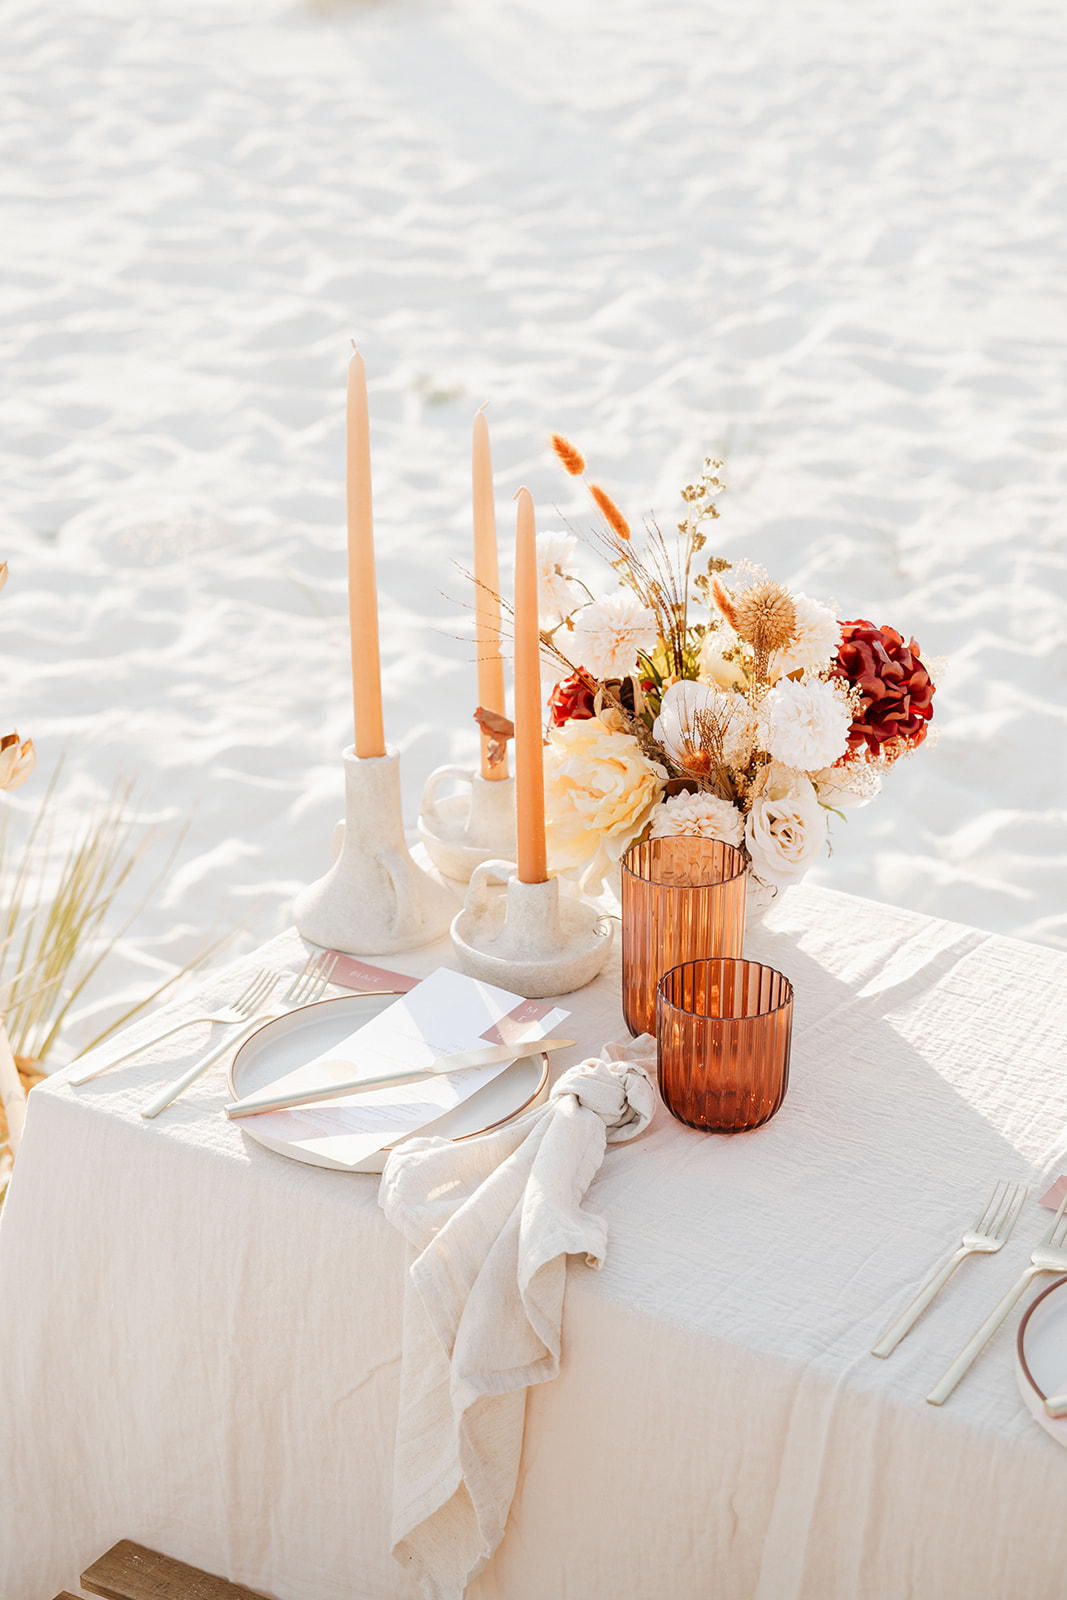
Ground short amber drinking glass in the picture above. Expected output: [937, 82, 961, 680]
[656, 958, 793, 1133]
[621, 837, 747, 1038]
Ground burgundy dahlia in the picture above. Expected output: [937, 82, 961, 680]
[548, 671, 597, 728]
[831, 620, 935, 759]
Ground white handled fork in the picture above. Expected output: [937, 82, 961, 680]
[140, 952, 338, 1120]
[927, 1189, 1067, 1405]
[871, 1179, 1027, 1359]
[69, 969, 280, 1086]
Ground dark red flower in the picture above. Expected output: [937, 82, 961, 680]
[831, 620, 935, 760]
[548, 672, 597, 728]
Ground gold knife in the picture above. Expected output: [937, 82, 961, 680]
[224, 1037, 576, 1119]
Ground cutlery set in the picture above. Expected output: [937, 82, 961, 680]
[872, 1177, 1067, 1407]
[68, 952, 564, 1122]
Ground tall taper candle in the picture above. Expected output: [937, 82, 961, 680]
[513, 487, 548, 883]
[347, 350, 385, 759]
[472, 408, 508, 782]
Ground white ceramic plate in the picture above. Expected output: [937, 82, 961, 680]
[1014, 1274, 1067, 1450]
[227, 992, 550, 1174]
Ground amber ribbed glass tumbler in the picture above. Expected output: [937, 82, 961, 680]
[656, 959, 793, 1132]
[621, 837, 746, 1037]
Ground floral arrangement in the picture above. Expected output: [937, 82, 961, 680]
[535, 436, 936, 894]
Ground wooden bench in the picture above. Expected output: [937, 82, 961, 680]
[52, 1540, 268, 1600]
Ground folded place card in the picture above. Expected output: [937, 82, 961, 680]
[246, 967, 570, 1169]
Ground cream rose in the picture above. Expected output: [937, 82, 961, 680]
[744, 772, 827, 887]
[544, 715, 667, 890]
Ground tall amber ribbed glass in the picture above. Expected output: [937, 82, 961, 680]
[621, 837, 746, 1038]
[657, 958, 793, 1133]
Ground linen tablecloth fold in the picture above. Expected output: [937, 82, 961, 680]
[379, 1037, 657, 1600]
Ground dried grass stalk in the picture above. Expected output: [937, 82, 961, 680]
[0, 770, 234, 1067]
[550, 433, 586, 476]
[589, 484, 631, 541]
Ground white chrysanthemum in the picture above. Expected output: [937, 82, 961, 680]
[648, 790, 745, 846]
[568, 592, 657, 679]
[772, 595, 841, 679]
[812, 762, 882, 810]
[745, 772, 828, 887]
[536, 531, 581, 622]
[697, 629, 746, 690]
[653, 679, 756, 775]
[764, 675, 851, 771]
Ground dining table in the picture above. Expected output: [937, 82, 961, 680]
[2, 881, 1067, 1600]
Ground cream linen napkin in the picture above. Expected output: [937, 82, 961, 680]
[378, 1036, 657, 1600]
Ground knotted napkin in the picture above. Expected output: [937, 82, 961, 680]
[378, 1036, 657, 1600]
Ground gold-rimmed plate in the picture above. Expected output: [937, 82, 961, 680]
[1015, 1274, 1067, 1450]
[226, 992, 550, 1174]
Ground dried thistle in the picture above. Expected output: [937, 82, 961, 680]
[589, 484, 631, 541]
[733, 582, 796, 655]
[551, 433, 586, 476]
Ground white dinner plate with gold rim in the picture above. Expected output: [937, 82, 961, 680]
[226, 992, 551, 1174]
[1014, 1274, 1067, 1450]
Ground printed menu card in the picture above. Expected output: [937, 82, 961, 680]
[245, 967, 569, 1169]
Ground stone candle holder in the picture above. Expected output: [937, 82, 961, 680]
[450, 858, 612, 998]
[416, 765, 517, 883]
[294, 746, 454, 955]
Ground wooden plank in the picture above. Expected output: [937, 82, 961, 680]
[52, 1591, 84, 1599]
[81, 1541, 267, 1600]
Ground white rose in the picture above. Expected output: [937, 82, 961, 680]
[812, 762, 882, 810]
[763, 676, 851, 771]
[745, 773, 828, 887]
[568, 592, 658, 679]
[648, 790, 745, 846]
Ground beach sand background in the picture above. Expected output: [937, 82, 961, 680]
[1, 0, 1065, 1056]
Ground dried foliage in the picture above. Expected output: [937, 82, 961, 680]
[473, 705, 514, 768]
[0, 771, 233, 1068]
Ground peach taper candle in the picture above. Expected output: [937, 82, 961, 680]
[472, 407, 508, 782]
[513, 487, 548, 884]
[347, 349, 385, 759]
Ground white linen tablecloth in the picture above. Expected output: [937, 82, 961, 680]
[2, 884, 1067, 1600]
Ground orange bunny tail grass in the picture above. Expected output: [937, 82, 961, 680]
[551, 433, 586, 476]
[711, 575, 740, 631]
[589, 483, 631, 541]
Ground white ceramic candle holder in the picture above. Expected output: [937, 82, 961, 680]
[416, 766, 517, 883]
[294, 746, 455, 955]
[450, 859, 613, 998]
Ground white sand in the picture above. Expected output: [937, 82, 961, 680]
[2, 0, 1065, 1051]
